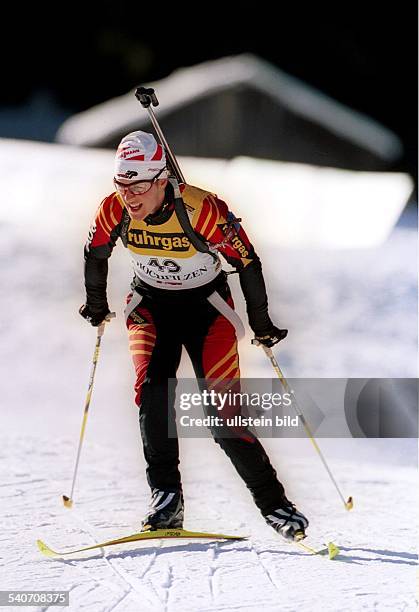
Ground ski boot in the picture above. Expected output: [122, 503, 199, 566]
[263, 498, 309, 542]
[141, 488, 184, 531]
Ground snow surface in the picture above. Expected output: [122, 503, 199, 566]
[1, 438, 417, 612]
[0, 141, 417, 611]
[0, 138, 413, 249]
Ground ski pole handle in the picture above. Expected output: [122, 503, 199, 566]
[135, 86, 159, 108]
[134, 86, 185, 184]
[98, 312, 116, 337]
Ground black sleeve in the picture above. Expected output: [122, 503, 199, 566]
[84, 226, 120, 313]
[212, 208, 275, 336]
[238, 255, 275, 336]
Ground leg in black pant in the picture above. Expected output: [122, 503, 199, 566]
[127, 298, 183, 492]
[183, 300, 286, 515]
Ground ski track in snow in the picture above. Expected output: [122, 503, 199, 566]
[1, 435, 415, 611]
[69, 514, 163, 610]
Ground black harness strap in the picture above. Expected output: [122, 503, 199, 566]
[169, 178, 218, 263]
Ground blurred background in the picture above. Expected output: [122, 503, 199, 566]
[0, 5, 417, 181]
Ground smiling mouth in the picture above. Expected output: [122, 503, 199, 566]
[128, 203, 143, 213]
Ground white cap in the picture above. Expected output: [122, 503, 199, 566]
[114, 131, 168, 180]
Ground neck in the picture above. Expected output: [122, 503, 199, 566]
[144, 188, 174, 226]
[154, 192, 166, 212]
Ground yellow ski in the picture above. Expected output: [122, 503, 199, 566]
[292, 530, 339, 559]
[295, 540, 340, 560]
[37, 529, 247, 558]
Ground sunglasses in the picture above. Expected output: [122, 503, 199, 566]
[114, 168, 166, 195]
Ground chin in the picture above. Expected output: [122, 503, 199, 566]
[130, 212, 146, 221]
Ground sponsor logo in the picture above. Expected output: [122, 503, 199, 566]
[231, 236, 249, 258]
[134, 260, 208, 282]
[219, 222, 248, 257]
[117, 170, 138, 179]
[135, 260, 182, 281]
[117, 147, 143, 159]
[183, 267, 208, 280]
[85, 222, 97, 252]
[128, 229, 191, 251]
[129, 311, 148, 325]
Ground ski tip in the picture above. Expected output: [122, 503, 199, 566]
[62, 495, 73, 508]
[37, 539, 58, 558]
[345, 496, 353, 511]
[327, 542, 340, 560]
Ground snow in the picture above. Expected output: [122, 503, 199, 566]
[0, 140, 417, 611]
[0, 138, 413, 249]
[1, 438, 417, 611]
[183, 155, 413, 248]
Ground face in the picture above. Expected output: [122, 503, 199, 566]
[115, 178, 168, 222]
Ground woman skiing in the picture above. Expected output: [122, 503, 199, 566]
[80, 130, 308, 541]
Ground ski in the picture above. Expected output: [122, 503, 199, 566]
[287, 529, 340, 560]
[295, 540, 340, 560]
[37, 528, 247, 558]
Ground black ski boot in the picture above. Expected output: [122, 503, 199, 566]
[141, 488, 184, 531]
[263, 498, 309, 541]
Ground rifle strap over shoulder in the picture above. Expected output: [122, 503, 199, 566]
[170, 178, 218, 262]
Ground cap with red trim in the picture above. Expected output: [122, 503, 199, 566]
[114, 131, 168, 180]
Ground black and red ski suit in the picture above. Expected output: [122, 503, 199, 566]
[84, 183, 286, 514]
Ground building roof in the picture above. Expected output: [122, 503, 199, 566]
[56, 54, 402, 163]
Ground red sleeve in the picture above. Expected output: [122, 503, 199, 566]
[195, 195, 255, 270]
[87, 193, 124, 251]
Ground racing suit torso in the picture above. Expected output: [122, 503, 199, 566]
[84, 183, 274, 336]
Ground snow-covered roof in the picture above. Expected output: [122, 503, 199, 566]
[56, 53, 402, 162]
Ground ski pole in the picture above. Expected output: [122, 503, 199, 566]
[62, 313, 115, 508]
[253, 340, 353, 511]
[134, 86, 217, 261]
[135, 86, 185, 183]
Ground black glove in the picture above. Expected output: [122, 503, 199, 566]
[79, 304, 111, 327]
[254, 326, 288, 348]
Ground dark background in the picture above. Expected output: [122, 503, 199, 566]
[1, 4, 417, 179]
